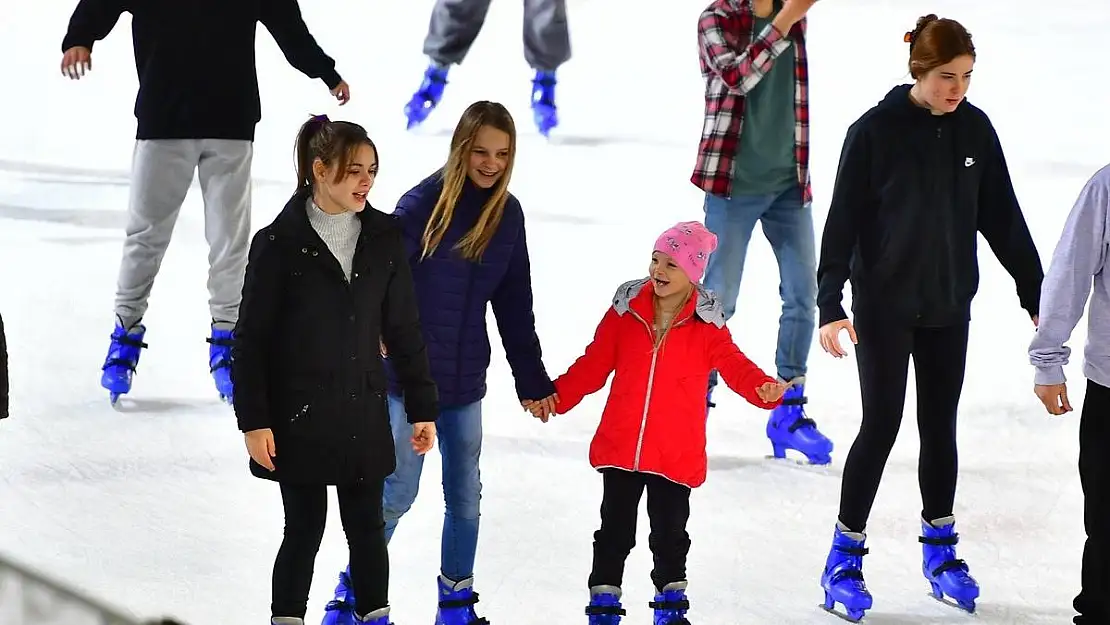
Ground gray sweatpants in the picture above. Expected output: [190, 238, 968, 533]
[423, 0, 571, 71]
[114, 139, 252, 328]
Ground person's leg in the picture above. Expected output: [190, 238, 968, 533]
[701, 191, 772, 399]
[337, 478, 391, 621]
[759, 185, 832, 463]
[113, 140, 201, 327]
[1074, 379, 1110, 624]
[196, 139, 252, 401]
[644, 474, 693, 623]
[328, 395, 424, 610]
[820, 318, 913, 619]
[196, 139, 252, 325]
[382, 394, 427, 541]
[271, 483, 328, 620]
[836, 317, 914, 531]
[584, 469, 646, 622]
[521, 0, 570, 71]
[911, 322, 979, 610]
[422, 0, 494, 66]
[434, 401, 486, 621]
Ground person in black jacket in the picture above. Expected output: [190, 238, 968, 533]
[232, 116, 438, 625]
[1, 310, 7, 419]
[59, 0, 351, 407]
[813, 15, 1043, 620]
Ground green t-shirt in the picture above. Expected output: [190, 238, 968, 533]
[731, 11, 798, 195]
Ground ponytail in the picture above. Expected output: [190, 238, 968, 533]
[292, 114, 378, 192]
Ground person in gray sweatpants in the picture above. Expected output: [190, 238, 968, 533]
[59, 0, 351, 406]
[404, 0, 571, 135]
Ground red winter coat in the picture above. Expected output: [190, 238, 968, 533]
[554, 279, 781, 488]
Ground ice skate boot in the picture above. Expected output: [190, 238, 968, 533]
[435, 575, 489, 625]
[920, 516, 979, 613]
[321, 566, 356, 625]
[101, 318, 148, 406]
[820, 525, 873, 622]
[208, 323, 234, 404]
[531, 70, 558, 137]
[649, 581, 690, 625]
[404, 64, 449, 129]
[767, 379, 833, 465]
[585, 585, 625, 624]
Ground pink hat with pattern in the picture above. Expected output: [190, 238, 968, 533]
[653, 221, 718, 282]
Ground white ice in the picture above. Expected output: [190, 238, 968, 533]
[0, 0, 1106, 623]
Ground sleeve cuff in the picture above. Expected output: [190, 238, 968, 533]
[818, 305, 849, 327]
[321, 69, 342, 90]
[1034, 365, 1066, 386]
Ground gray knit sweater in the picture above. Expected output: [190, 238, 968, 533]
[306, 197, 361, 281]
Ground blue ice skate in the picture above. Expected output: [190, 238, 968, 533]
[920, 516, 979, 613]
[436, 575, 489, 625]
[585, 585, 625, 625]
[767, 380, 834, 465]
[101, 319, 148, 406]
[531, 70, 558, 137]
[321, 566, 356, 625]
[649, 581, 690, 625]
[404, 64, 450, 129]
[820, 526, 873, 622]
[355, 607, 392, 624]
[207, 325, 234, 404]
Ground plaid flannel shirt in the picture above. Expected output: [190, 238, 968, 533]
[692, 0, 811, 202]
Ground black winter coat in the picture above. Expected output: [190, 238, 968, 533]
[232, 189, 438, 485]
[1, 311, 7, 419]
[817, 84, 1044, 328]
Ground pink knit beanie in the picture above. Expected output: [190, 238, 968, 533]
[653, 221, 718, 282]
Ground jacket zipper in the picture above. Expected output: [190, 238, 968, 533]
[627, 309, 692, 471]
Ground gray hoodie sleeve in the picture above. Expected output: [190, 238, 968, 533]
[1028, 172, 1110, 385]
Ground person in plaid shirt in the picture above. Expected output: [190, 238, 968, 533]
[693, 0, 832, 465]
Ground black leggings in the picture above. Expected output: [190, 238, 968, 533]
[1075, 380, 1110, 624]
[272, 479, 388, 618]
[588, 469, 692, 592]
[837, 320, 969, 532]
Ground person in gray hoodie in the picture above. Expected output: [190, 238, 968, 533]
[1029, 164, 1110, 625]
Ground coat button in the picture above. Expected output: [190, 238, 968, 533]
[353, 272, 359, 279]
[268, 234, 275, 241]
[350, 393, 358, 400]
[312, 250, 318, 256]
[301, 247, 308, 254]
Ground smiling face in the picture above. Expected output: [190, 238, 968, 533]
[467, 125, 511, 188]
[313, 143, 377, 213]
[914, 54, 974, 114]
[649, 251, 692, 299]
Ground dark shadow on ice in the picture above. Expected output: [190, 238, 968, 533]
[108, 397, 225, 415]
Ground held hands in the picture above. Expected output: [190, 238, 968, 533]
[522, 394, 560, 423]
[411, 422, 436, 454]
[61, 47, 92, 79]
[756, 379, 793, 403]
[819, 319, 857, 358]
[1034, 383, 1072, 416]
[244, 428, 277, 471]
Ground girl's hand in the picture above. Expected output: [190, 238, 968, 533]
[819, 319, 857, 358]
[244, 428, 277, 471]
[522, 394, 560, 422]
[756, 380, 790, 403]
[411, 422, 436, 454]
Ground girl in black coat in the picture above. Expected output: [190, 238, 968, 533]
[232, 115, 439, 625]
[813, 15, 1043, 621]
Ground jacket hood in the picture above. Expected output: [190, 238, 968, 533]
[610, 278, 726, 328]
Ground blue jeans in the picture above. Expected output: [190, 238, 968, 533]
[382, 394, 483, 581]
[703, 185, 817, 386]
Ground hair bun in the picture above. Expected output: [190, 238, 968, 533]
[906, 14, 938, 46]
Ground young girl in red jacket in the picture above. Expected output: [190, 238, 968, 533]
[532, 221, 789, 624]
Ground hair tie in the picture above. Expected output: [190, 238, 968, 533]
[311, 114, 329, 123]
[904, 31, 914, 43]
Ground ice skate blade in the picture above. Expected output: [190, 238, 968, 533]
[820, 603, 866, 622]
[765, 454, 839, 476]
[928, 590, 977, 614]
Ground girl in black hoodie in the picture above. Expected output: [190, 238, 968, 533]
[232, 116, 439, 625]
[813, 15, 1043, 620]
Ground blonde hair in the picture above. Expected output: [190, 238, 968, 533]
[420, 101, 517, 261]
[654, 286, 694, 349]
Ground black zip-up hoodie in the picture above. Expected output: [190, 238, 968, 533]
[817, 84, 1043, 328]
[61, 0, 342, 141]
